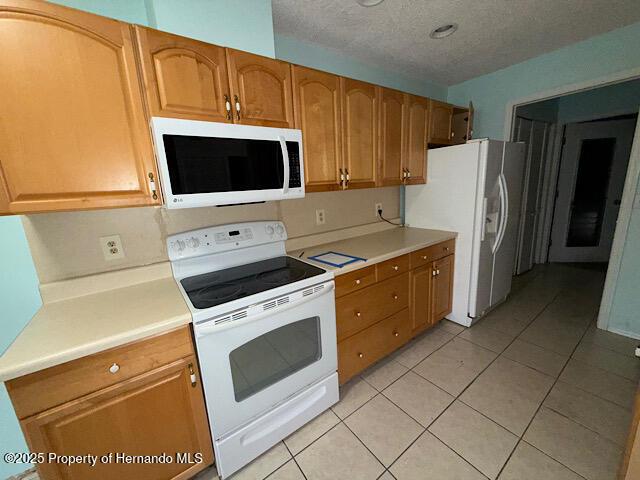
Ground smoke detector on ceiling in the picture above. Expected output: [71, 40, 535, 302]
[430, 23, 458, 39]
[356, 0, 385, 6]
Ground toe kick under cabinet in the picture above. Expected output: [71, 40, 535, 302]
[336, 239, 455, 384]
[5, 326, 214, 480]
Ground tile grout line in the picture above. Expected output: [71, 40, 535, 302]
[281, 441, 308, 480]
[492, 310, 602, 480]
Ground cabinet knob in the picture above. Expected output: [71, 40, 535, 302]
[437, 269, 441, 275]
[109, 363, 120, 374]
[355, 279, 361, 285]
[393, 265, 399, 271]
[393, 331, 399, 337]
[444, 246, 450, 252]
[355, 311, 362, 317]
[422, 255, 427, 260]
[358, 353, 364, 359]
[393, 294, 398, 300]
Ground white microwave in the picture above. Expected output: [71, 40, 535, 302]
[151, 118, 305, 208]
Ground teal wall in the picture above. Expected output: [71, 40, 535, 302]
[146, 0, 275, 57]
[448, 21, 640, 338]
[448, 22, 640, 139]
[556, 79, 640, 124]
[274, 34, 447, 100]
[515, 98, 558, 123]
[0, 218, 42, 479]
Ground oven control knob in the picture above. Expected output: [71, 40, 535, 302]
[266, 225, 275, 236]
[275, 224, 284, 235]
[173, 240, 186, 252]
[186, 237, 200, 249]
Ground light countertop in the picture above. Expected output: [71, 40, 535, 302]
[291, 226, 457, 275]
[0, 263, 191, 382]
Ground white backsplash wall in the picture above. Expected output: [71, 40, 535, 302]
[23, 187, 400, 283]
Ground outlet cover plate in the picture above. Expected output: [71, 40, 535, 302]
[100, 234, 125, 261]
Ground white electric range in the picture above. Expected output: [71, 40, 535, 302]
[167, 221, 338, 479]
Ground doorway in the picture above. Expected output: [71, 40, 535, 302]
[549, 116, 637, 262]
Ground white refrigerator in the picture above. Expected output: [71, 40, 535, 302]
[406, 139, 526, 327]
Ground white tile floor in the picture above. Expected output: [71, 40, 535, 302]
[22, 264, 638, 480]
[191, 264, 639, 480]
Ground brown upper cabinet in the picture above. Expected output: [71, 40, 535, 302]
[135, 26, 232, 123]
[404, 94, 430, 184]
[0, 0, 160, 215]
[451, 102, 475, 144]
[292, 66, 343, 192]
[226, 49, 295, 128]
[428, 99, 454, 145]
[341, 78, 379, 189]
[378, 88, 406, 187]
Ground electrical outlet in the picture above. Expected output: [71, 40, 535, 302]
[100, 234, 125, 261]
[315, 209, 326, 225]
[375, 203, 383, 217]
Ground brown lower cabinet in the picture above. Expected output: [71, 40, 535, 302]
[6, 327, 214, 480]
[337, 239, 455, 384]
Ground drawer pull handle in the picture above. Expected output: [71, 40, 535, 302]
[109, 363, 120, 374]
[393, 294, 398, 300]
[358, 353, 364, 358]
[393, 331, 399, 337]
[355, 311, 362, 317]
[437, 269, 441, 275]
[355, 279, 361, 285]
[393, 265, 399, 271]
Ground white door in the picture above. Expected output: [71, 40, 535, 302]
[549, 118, 636, 262]
[515, 118, 550, 274]
[491, 142, 526, 305]
[468, 140, 503, 319]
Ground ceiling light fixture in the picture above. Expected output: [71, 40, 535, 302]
[356, 0, 385, 7]
[430, 23, 458, 39]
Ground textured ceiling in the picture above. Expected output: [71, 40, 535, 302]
[272, 0, 640, 85]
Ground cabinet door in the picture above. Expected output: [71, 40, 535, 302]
[292, 66, 342, 192]
[432, 255, 454, 322]
[23, 357, 213, 480]
[0, 0, 159, 214]
[226, 49, 294, 128]
[378, 88, 406, 186]
[410, 264, 433, 333]
[451, 102, 474, 145]
[404, 94, 429, 184]
[135, 26, 231, 122]
[428, 100, 454, 145]
[341, 78, 378, 189]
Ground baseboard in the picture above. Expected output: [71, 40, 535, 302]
[606, 326, 640, 341]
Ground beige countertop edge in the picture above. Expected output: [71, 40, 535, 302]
[291, 227, 458, 276]
[0, 313, 191, 382]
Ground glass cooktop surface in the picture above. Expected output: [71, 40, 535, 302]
[181, 256, 326, 309]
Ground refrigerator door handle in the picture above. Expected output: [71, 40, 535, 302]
[481, 197, 488, 242]
[492, 172, 509, 253]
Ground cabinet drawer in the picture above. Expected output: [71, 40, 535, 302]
[335, 265, 377, 297]
[411, 239, 455, 268]
[376, 254, 410, 282]
[336, 272, 409, 341]
[7, 326, 194, 419]
[338, 308, 411, 384]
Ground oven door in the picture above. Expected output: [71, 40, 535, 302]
[193, 280, 337, 438]
[151, 117, 304, 208]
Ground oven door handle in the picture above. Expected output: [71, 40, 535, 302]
[194, 281, 335, 338]
[279, 135, 290, 194]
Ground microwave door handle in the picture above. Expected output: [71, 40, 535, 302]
[279, 135, 290, 193]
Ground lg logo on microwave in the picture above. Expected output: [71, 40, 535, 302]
[173, 198, 184, 203]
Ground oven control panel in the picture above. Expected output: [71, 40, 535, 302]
[167, 221, 288, 260]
